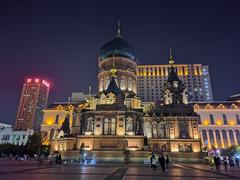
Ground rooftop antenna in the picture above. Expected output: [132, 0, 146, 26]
[169, 48, 175, 67]
[67, 96, 71, 105]
[116, 20, 121, 38]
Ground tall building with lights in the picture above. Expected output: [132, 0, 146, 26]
[15, 78, 50, 130]
[137, 63, 213, 102]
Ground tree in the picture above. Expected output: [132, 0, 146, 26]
[26, 132, 42, 156]
[26, 131, 49, 157]
[221, 145, 237, 158]
[61, 116, 70, 136]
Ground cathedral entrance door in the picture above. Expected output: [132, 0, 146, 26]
[153, 144, 158, 153]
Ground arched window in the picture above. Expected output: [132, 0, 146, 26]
[87, 117, 94, 131]
[126, 117, 133, 132]
[55, 114, 59, 124]
[222, 129, 228, 147]
[158, 122, 165, 139]
[235, 129, 240, 144]
[209, 114, 214, 125]
[152, 124, 158, 138]
[198, 118, 202, 125]
[132, 80, 137, 93]
[111, 118, 116, 135]
[229, 129, 234, 146]
[128, 78, 132, 91]
[209, 129, 214, 146]
[223, 114, 227, 125]
[202, 129, 208, 147]
[236, 114, 240, 125]
[143, 121, 152, 138]
[215, 130, 221, 148]
[179, 121, 189, 139]
[104, 118, 109, 135]
[120, 78, 126, 90]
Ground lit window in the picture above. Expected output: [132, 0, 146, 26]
[210, 114, 214, 125]
[223, 114, 227, 125]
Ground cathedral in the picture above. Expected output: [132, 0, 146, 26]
[41, 23, 201, 162]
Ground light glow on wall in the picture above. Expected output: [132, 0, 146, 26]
[216, 120, 222, 125]
[229, 120, 236, 125]
[203, 120, 209, 125]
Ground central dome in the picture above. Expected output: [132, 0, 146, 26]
[98, 37, 137, 61]
[98, 22, 137, 62]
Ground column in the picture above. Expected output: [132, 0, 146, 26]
[212, 130, 218, 148]
[200, 131, 204, 147]
[233, 130, 238, 145]
[156, 67, 160, 76]
[220, 131, 225, 148]
[226, 131, 231, 147]
[206, 130, 211, 148]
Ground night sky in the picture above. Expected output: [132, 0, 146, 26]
[0, 0, 240, 125]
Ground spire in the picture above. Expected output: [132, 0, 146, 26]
[116, 20, 121, 38]
[67, 96, 71, 105]
[88, 86, 92, 99]
[169, 48, 174, 67]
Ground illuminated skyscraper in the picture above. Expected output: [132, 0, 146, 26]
[137, 63, 213, 102]
[15, 78, 50, 130]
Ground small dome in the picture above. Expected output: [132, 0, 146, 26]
[98, 37, 137, 61]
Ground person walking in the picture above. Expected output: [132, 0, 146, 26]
[55, 154, 59, 165]
[214, 156, 220, 171]
[235, 157, 239, 168]
[152, 155, 157, 171]
[165, 155, 170, 171]
[158, 154, 165, 172]
[58, 153, 62, 165]
[229, 158, 234, 168]
[150, 154, 154, 169]
[223, 157, 228, 170]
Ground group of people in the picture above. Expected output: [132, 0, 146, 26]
[49, 153, 62, 165]
[150, 154, 169, 172]
[213, 156, 239, 171]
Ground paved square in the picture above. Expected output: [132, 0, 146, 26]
[0, 159, 239, 180]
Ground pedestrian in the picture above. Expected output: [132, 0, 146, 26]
[55, 154, 59, 165]
[152, 155, 157, 171]
[158, 154, 165, 172]
[229, 158, 234, 168]
[235, 157, 239, 168]
[49, 153, 54, 165]
[214, 156, 219, 171]
[223, 157, 228, 170]
[165, 155, 169, 171]
[150, 154, 154, 168]
[59, 153, 62, 165]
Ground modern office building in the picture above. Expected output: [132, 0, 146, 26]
[137, 63, 213, 103]
[0, 123, 33, 145]
[15, 78, 50, 130]
[0, 123, 12, 144]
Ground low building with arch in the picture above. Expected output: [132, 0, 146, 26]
[193, 102, 240, 149]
